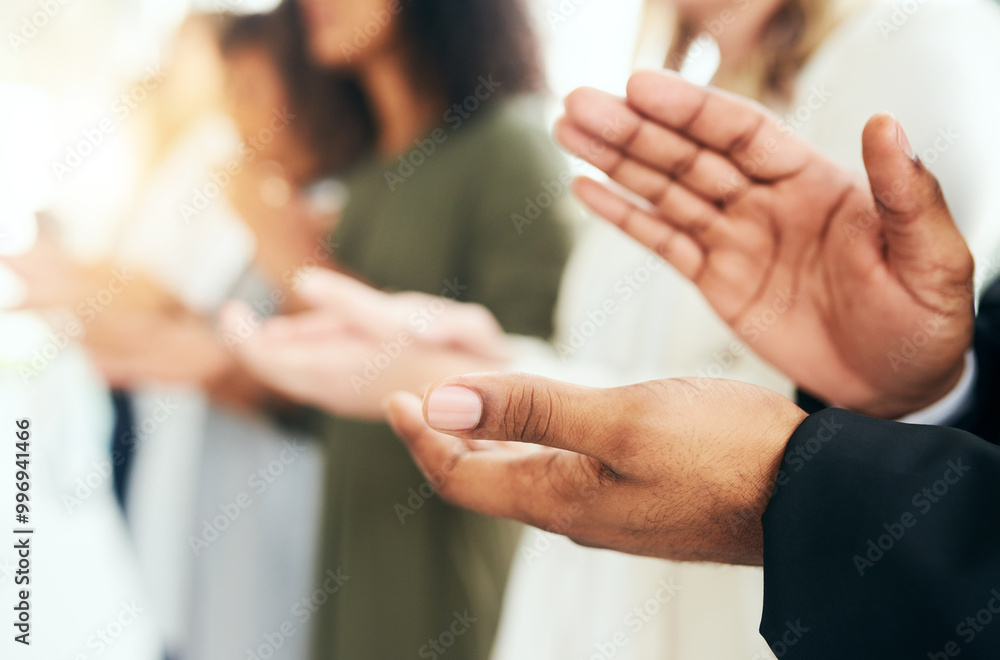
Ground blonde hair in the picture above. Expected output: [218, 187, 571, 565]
[647, 0, 868, 104]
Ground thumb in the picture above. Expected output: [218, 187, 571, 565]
[861, 113, 973, 305]
[421, 372, 623, 462]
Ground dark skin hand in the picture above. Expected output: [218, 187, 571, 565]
[387, 373, 806, 566]
[557, 70, 974, 419]
[383, 71, 979, 567]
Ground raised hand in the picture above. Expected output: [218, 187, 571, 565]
[556, 70, 974, 419]
[387, 372, 807, 566]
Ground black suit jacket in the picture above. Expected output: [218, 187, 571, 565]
[759, 282, 1000, 658]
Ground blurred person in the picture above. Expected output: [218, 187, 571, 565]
[170, 12, 348, 660]
[2, 14, 247, 658]
[0, 90, 163, 660]
[226, 0, 1000, 658]
[2, 11, 340, 659]
[221, 1, 574, 659]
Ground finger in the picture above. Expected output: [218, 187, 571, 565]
[297, 268, 382, 309]
[861, 114, 974, 308]
[297, 269, 409, 339]
[260, 310, 352, 341]
[624, 70, 810, 179]
[217, 300, 263, 347]
[556, 118, 735, 246]
[558, 91, 750, 204]
[573, 176, 704, 281]
[386, 391, 567, 524]
[301, 269, 510, 360]
[298, 270, 488, 354]
[419, 372, 633, 464]
[219, 301, 307, 375]
[420, 303, 511, 361]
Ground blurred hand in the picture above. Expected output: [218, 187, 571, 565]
[1, 238, 233, 386]
[85, 309, 233, 387]
[0, 236, 97, 308]
[556, 70, 975, 419]
[1, 237, 185, 315]
[386, 372, 807, 565]
[289, 269, 510, 361]
[219, 273, 509, 419]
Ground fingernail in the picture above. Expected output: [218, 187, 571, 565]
[896, 119, 915, 160]
[426, 385, 482, 432]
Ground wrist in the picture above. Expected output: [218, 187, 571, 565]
[855, 356, 968, 420]
[724, 399, 807, 566]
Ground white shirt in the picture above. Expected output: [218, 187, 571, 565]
[494, 1, 1000, 659]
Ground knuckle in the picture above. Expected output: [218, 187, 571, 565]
[465, 303, 497, 329]
[604, 382, 670, 455]
[501, 382, 556, 445]
[925, 172, 946, 207]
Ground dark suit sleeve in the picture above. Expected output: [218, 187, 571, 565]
[952, 281, 1000, 443]
[759, 409, 1000, 659]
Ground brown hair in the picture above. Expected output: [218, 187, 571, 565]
[220, 5, 374, 177]
[649, 0, 867, 104]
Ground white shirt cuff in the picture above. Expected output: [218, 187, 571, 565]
[898, 351, 976, 426]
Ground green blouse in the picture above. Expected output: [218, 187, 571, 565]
[310, 98, 572, 660]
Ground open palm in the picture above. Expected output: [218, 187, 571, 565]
[556, 71, 974, 418]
